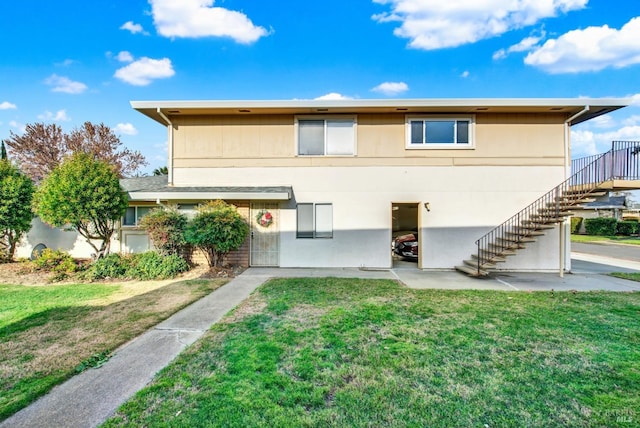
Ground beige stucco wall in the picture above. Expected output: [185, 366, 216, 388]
[171, 113, 566, 169]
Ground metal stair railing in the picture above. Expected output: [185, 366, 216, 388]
[474, 140, 640, 275]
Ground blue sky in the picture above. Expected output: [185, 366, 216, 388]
[1, 0, 639, 174]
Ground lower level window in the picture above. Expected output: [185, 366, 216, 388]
[297, 203, 333, 238]
[123, 206, 152, 226]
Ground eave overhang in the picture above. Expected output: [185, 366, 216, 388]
[131, 98, 631, 127]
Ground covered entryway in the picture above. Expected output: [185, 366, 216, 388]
[250, 202, 280, 266]
[391, 203, 420, 268]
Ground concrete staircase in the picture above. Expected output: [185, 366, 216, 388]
[456, 141, 640, 277]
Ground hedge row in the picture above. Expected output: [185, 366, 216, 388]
[573, 216, 639, 236]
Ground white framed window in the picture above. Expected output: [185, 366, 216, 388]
[296, 203, 333, 238]
[122, 206, 153, 226]
[296, 116, 356, 156]
[406, 115, 474, 149]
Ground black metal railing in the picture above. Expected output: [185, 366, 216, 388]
[474, 141, 640, 275]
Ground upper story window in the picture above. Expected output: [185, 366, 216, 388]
[406, 116, 474, 149]
[296, 116, 356, 156]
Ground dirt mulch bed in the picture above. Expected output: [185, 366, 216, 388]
[0, 262, 246, 286]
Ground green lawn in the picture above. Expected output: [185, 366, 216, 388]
[571, 234, 640, 245]
[104, 278, 640, 428]
[0, 277, 227, 421]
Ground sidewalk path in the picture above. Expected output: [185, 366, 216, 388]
[0, 272, 273, 428]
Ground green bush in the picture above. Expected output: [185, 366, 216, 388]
[570, 217, 583, 234]
[139, 208, 187, 256]
[81, 251, 189, 281]
[127, 252, 189, 280]
[82, 253, 131, 281]
[32, 248, 78, 281]
[584, 217, 618, 236]
[616, 220, 638, 236]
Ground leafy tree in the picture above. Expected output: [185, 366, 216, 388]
[185, 200, 249, 268]
[3, 121, 147, 182]
[139, 207, 187, 256]
[153, 166, 168, 175]
[1, 141, 7, 160]
[34, 153, 129, 258]
[0, 160, 35, 260]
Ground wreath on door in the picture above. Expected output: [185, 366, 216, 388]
[256, 209, 273, 228]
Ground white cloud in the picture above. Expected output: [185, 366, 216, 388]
[0, 101, 17, 110]
[114, 57, 175, 86]
[460, 71, 470, 78]
[371, 81, 409, 96]
[623, 115, 640, 126]
[9, 121, 25, 133]
[571, 125, 640, 158]
[38, 110, 71, 122]
[44, 74, 88, 94]
[114, 123, 138, 135]
[149, 0, 269, 44]
[525, 17, 640, 73]
[314, 93, 354, 100]
[120, 21, 148, 35]
[493, 34, 545, 59]
[372, 0, 587, 50]
[116, 51, 134, 63]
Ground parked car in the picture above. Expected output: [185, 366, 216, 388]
[393, 232, 418, 259]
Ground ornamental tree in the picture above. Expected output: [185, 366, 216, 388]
[34, 153, 129, 258]
[0, 160, 35, 260]
[3, 121, 147, 183]
[139, 207, 188, 256]
[184, 200, 249, 268]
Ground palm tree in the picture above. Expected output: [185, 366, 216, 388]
[153, 166, 168, 175]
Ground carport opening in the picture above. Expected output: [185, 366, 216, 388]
[392, 203, 419, 268]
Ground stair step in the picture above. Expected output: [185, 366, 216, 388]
[486, 244, 518, 255]
[472, 253, 507, 263]
[519, 224, 556, 230]
[537, 208, 574, 215]
[505, 230, 545, 237]
[522, 219, 559, 226]
[499, 234, 537, 243]
[464, 258, 497, 269]
[455, 264, 489, 277]
[495, 237, 527, 248]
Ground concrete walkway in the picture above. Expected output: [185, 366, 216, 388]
[3, 262, 639, 428]
[0, 271, 273, 428]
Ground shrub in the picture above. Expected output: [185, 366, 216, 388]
[81, 251, 189, 281]
[616, 220, 638, 236]
[139, 207, 187, 256]
[32, 248, 78, 281]
[570, 217, 583, 234]
[82, 253, 131, 281]
[127, 252, 189, 280]
[584, 217, 618, 236]
[185, 200, 249, 268]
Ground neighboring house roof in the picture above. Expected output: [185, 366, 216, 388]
[130, 97, 630, 127]
[120, 175, 292, 201]
[582, 195, 627, 210]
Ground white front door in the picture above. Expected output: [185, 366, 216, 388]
[250, 202, 280, 266]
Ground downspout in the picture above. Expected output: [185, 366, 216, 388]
[156, 108, 174, 186]
[560, 105, 590, 277]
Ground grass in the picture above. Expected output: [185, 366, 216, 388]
[610, 272, 640, 282]
[571, 234, 640, 245]
[104, 278, 640, 428]
[0, 276, 227, 421]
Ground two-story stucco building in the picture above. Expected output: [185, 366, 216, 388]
[123, 98, 630, 272]
[17, 98, 632, 273]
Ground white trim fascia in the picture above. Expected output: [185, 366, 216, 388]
[129, 191, 291, 201]
[131, 97, 632, 110]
